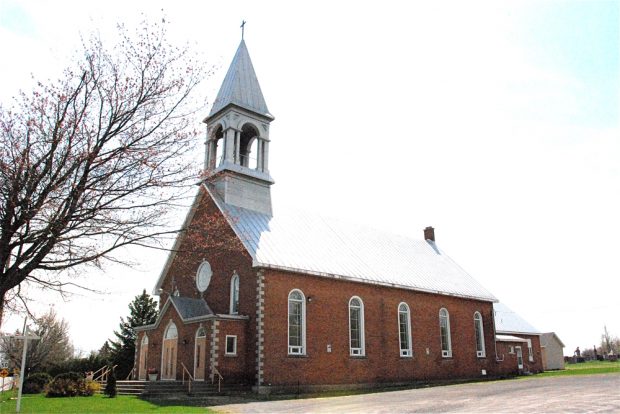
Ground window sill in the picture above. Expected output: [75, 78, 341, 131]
[224, 354, 237, 357]
[400, 355, 413, 359]
[287, 354, 308, 358]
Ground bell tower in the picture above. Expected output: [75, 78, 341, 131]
[203, 39, 275, 215]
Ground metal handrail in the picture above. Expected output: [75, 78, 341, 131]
[94, 365, 117, 383]
[211, 366, 223, 393]
[91, 365, 106, 380]
[180, 362, 193, 394]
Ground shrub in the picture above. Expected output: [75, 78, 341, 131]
[23, 372, 52, 394]
[45, 372, 94, 398]
[46, 378, 80, 397]
[83, 380, 100, 396]
[55, 372, 83, 381]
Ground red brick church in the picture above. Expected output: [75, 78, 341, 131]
[134, 39, 543, 392]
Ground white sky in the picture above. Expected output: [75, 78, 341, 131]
[0, 0, 618, 357]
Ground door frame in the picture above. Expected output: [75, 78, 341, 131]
[194, 326, 207, 381]
[516, 346, 524, 370]
[161, 322, 178, 380]
[138, 334, 149, 380]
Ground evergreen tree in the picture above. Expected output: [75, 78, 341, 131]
[104, 366, 117, 398]
[99, 341, 112, 364]
[109, 290, 158, 379]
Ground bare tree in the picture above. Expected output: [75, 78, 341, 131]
[600, 326, 620, 355]
[0, 19, 205, 326]
[1, 308, 74, 373]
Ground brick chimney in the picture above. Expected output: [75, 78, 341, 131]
[424, 226, 435, 242]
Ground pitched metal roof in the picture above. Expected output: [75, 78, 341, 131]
[208, 40, 272, 119]
[494, 302, 540, 335]
[540, 332, 565, 348]
[169, 296, 213, 320]
[206, 185, 497, 302]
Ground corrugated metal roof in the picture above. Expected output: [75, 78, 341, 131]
[494, 302, 540, 334]
[209, 186, 497, 302]
[208, 40, 272, 119]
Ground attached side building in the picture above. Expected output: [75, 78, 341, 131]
[494, 302, 544, 375]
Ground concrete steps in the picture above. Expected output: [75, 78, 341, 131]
[102, 380, 252, 400]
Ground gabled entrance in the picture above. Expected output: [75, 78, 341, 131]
[161, 322, 178, 380]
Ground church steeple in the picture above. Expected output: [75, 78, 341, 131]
[207, 40, 273, 121]
[203, 39, 274, 216]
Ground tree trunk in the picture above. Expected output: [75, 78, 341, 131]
[0, 291, 4, 331]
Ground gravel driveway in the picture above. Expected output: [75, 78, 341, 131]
[213, 374, 620, 413]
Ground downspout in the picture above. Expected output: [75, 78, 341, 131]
[492, 307, 504, 362]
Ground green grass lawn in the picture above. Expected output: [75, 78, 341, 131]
[1, 361, 618, 413]
[533, 360, 620, 378]
[0, 392, 214, 413]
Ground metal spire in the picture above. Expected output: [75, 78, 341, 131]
[240, 20, 246, 40]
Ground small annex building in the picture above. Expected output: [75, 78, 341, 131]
[540, 332, 566, 370]
[493, 303, 543, 375]
[135, 39, 544, 392]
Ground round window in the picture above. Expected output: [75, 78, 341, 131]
[196, 261, 212, 292]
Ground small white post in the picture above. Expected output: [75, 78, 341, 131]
[6, 317, 40, 413]
[16, 317, 27, 413]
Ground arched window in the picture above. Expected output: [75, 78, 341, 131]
[240, 124, 259, 168]
[398, 303, 412, 357]
[474, 311, 486, 357]
[349, 297, 365, 356]
[288, 289, 305, 355]
[165, 322, 178, 340]
[196, 327, 206, 338]
[439, 308, 452, 358]
[230, 273, 240, 314]
[213, 125, 224, 168]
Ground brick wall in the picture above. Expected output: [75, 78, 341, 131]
[137, 305, 198, 380]
[261, 269, 497, 386]
[495, 334, 543, 376]
[150, 188, 257, 382]
[136, 306, 250, 382]
[217, 319, 251, 383]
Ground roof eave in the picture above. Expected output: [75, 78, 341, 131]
[496, 329, 541, 336]
[253, 262, 498, 303]
[204, 102, 275, 124]
[152, 189, 203, 296]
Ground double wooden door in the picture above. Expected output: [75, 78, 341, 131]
[162, 337, 177, 380]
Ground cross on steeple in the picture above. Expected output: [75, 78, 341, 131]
[240, 20, 246, 40]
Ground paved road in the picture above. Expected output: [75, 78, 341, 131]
[213, 374, 620, 413]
